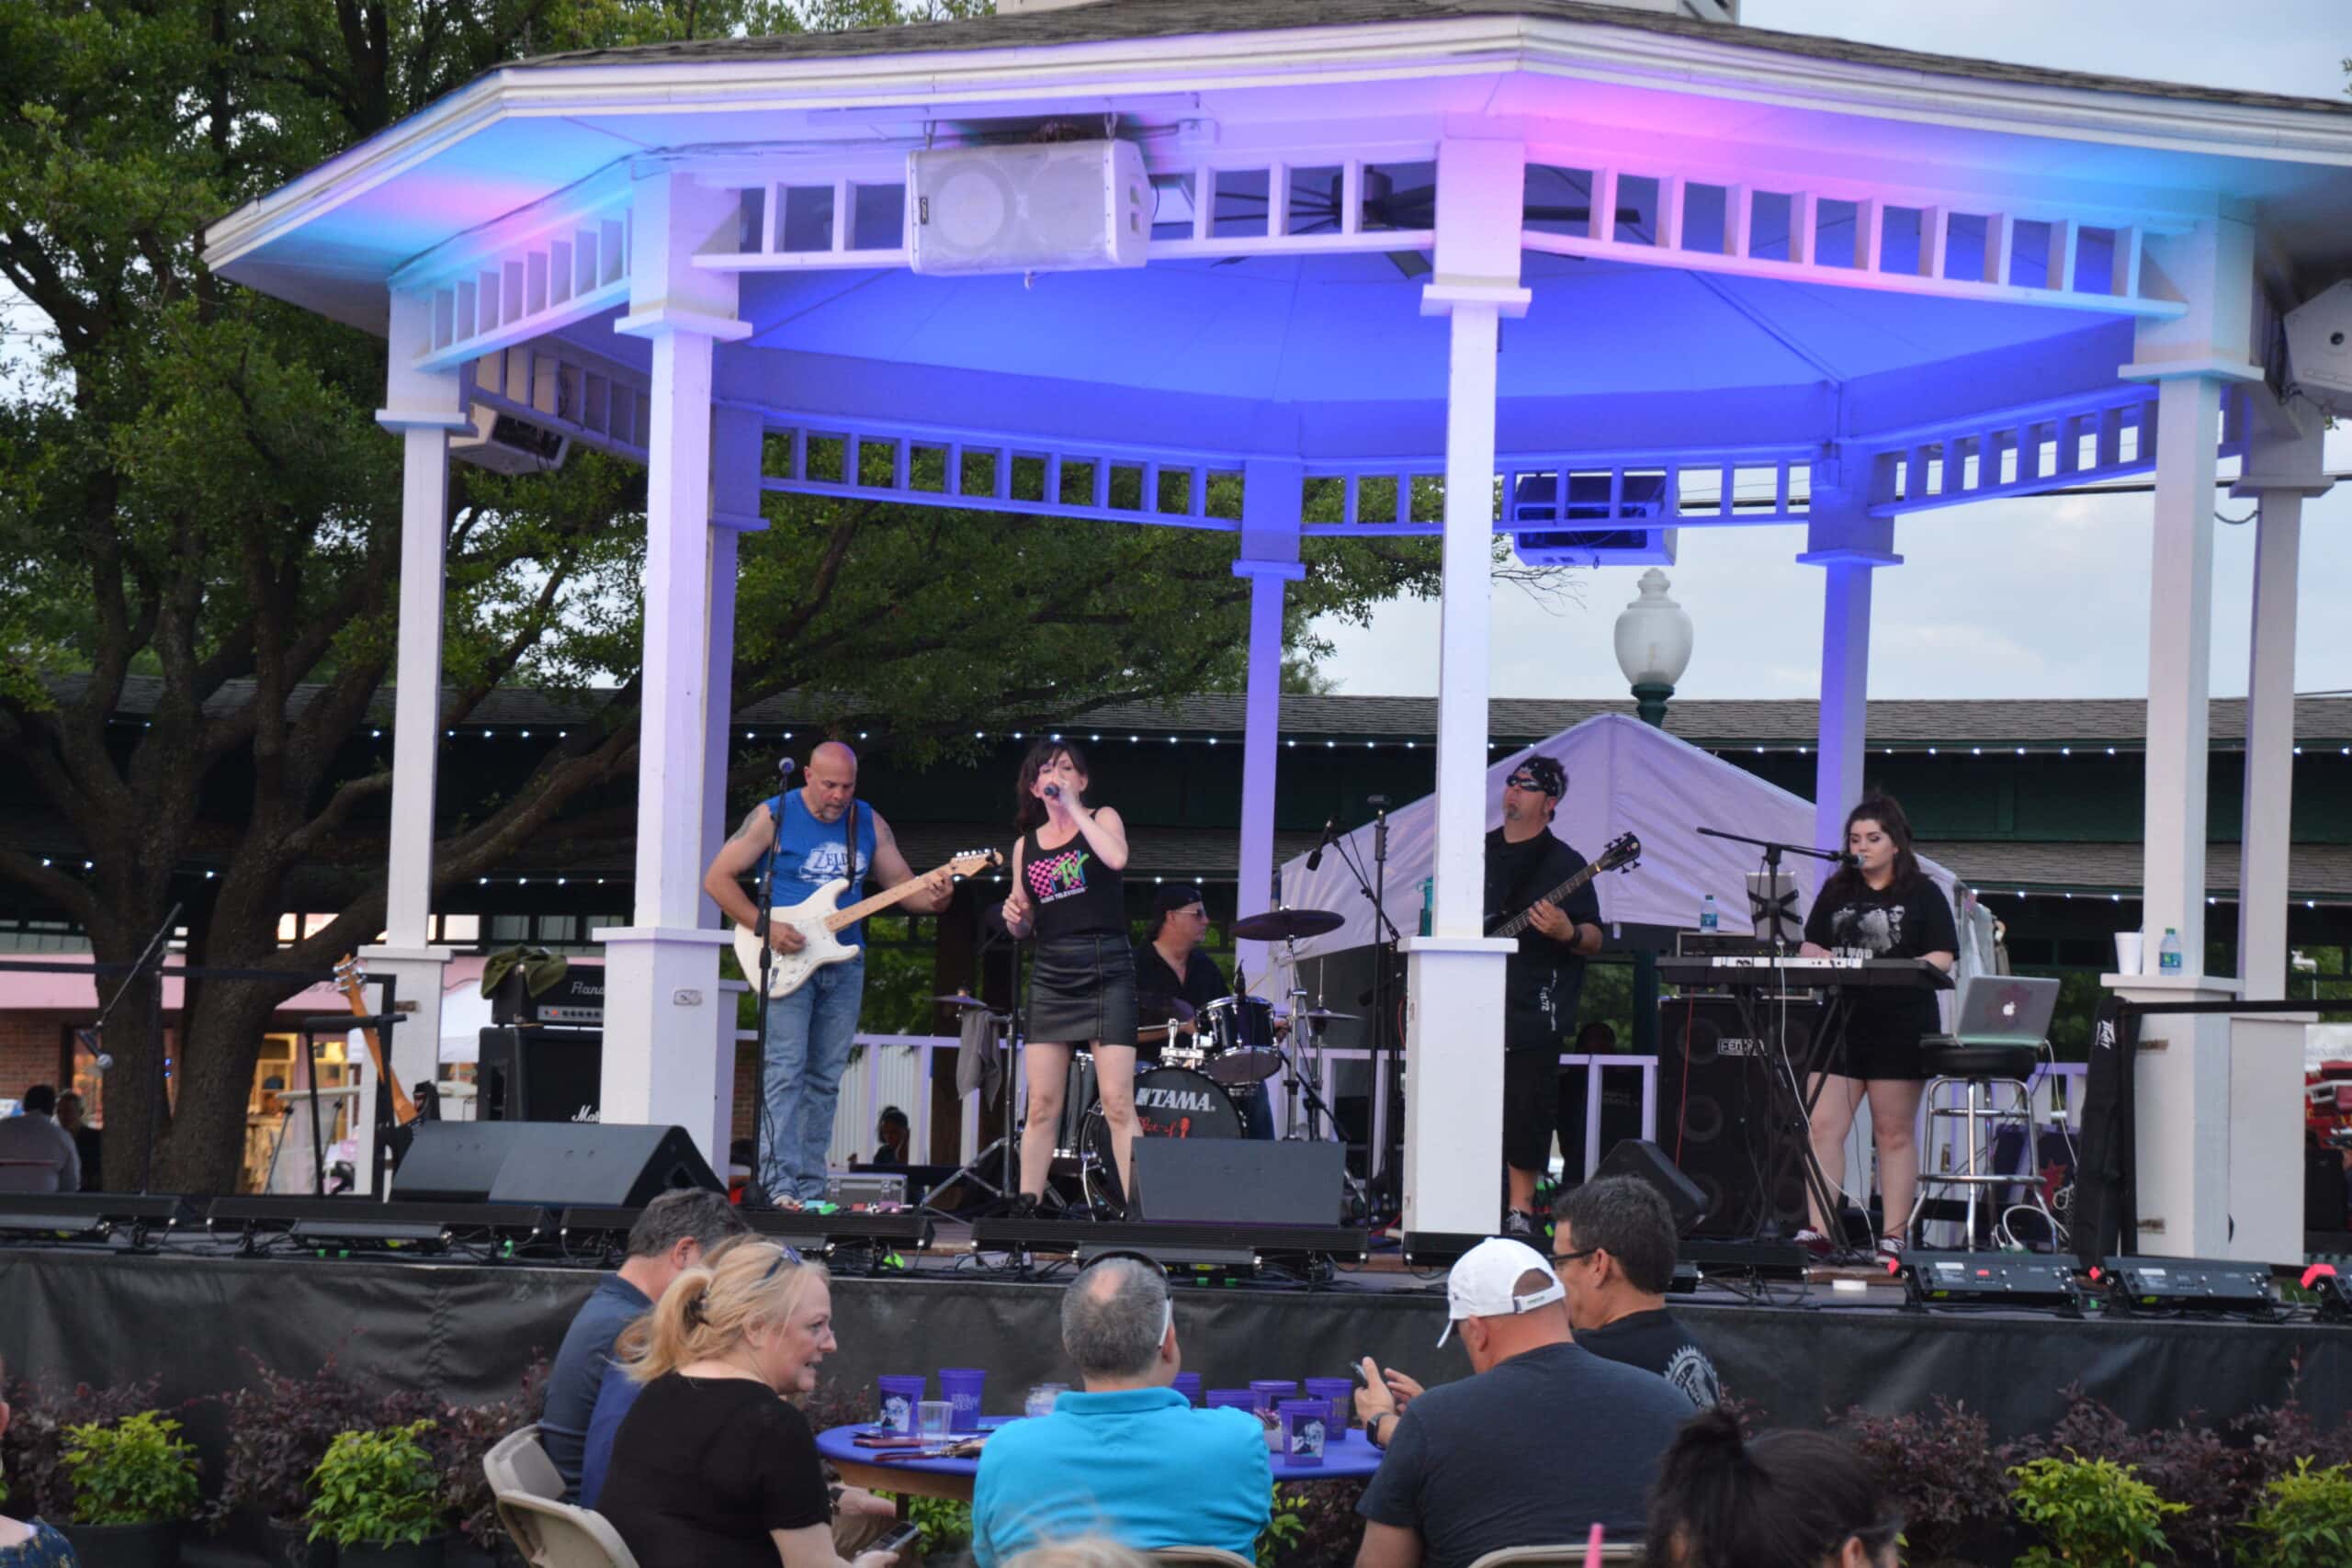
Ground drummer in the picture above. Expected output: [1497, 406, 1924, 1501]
[1134, 885, 1275, 1140]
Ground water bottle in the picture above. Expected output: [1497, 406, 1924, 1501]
[1700, 894, 1719, 933]
[1418, 876, 1434, 937]
[2158, 927, 2182, 975]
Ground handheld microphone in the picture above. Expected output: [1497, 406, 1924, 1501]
[1306, 817, 1338, 873]
[1042, 784, 1061, 800]
[74, 1029, 111, 1074]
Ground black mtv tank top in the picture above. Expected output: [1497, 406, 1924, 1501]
[1023, 824, 1125, 940]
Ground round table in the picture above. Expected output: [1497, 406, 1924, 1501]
[817, 1416, 1385, 1505]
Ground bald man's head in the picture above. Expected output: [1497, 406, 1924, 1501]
[802, 741, 859, 821]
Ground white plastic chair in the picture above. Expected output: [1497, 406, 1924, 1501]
[482, 1424, 564, 1502]
[1464, 1545, 1644, 1567]
[496, 1493, 641, 1568]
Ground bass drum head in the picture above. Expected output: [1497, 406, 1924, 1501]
[1081, 1066, 1244, 1212]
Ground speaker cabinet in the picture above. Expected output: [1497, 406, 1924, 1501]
[1129, 1139, 1348, 1226]
[1657, 998, 1815, 1237]
[479, 1025, 603, 1122]
[396, 1122, 719, 1208]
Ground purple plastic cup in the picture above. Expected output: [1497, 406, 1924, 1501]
[1249, 1379, 1298, 1413]
[1279, 1399, 1330, 1466]
[1172, 1372, 1204, 1406]
[1303, 1378, 1354, 1426]
[1205, 1388, 1256, 1411]
[876, 1375, 926, 1434]
[938, 1367, 987, 1432]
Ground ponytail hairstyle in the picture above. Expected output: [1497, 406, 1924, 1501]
[1646, 1408, 1900, 1568]
[1013, 739, 1091, 834]
[1815, 793, 1925, 908]
[623, 1239, 830, 1384]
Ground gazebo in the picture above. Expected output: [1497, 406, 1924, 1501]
[203, 0, 2352, 1250]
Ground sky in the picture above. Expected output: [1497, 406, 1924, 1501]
[1309, 0, 2352, 702]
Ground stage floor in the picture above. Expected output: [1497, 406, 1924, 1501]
[4, 1238, 2344, 1449]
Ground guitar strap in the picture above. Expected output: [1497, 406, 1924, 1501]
[845, 798, 861, 887]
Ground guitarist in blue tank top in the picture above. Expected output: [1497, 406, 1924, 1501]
[702, 741, 952, 1206]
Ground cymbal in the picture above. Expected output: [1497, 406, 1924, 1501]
[1163, 998, 1197, 1022]
[1296, 1007, 1361, 1024]
[1231, 907, 1344, 942]
[931, 993, 996, 1011]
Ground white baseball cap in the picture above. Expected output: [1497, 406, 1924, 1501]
[1438, 1237, 1566, 1346]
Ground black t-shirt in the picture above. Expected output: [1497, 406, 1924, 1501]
[1484, 829, 1602, 1053]
[597, 1374, 831, 1568]
[1803, 874, 1959, 1049]
[1133, 942, 1227, 1064]
[1575, 1308, 1721, 1409]
[1357, 1340, 1690, 1566]
[1023, 824, 1126, 940]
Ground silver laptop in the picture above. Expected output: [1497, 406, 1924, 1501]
[1951, 975, 2061, 1045]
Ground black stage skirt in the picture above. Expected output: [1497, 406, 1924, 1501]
[1026, 934, 1138, 1046]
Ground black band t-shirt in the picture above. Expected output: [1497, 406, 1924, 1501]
[597, 1373, 831, 1568]
[1573, 1308, 1722, 1409]
[1803, 874, 1959, 1052]
[1023, 824, 1126, 941]
[1484, 828, 1601, 1054]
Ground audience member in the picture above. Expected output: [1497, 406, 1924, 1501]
[541, 1189, 749, 1498]
[0, 1359, 78, 1568]
[52, 1094, 99, 1192]
[1646, 1407, 1900, 1568]
[1001, 1541, 1153, 1568]
[972, 1253, 1271, 1566]
[0, 1087, 80, 1196]
[598, 1242, 899, 1568]
[1552, 1177, 1719, 1406]
[1352, 1238, 1690, 1567]
[871, 1107, 910, 1168]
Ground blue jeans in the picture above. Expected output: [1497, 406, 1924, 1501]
[758, 955, 865, 1201]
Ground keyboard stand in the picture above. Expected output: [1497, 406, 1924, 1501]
[1722, 979, 1867, 1261]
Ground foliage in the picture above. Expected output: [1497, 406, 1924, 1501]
[2238, 1461, 2352, 1568]
[420, 1360, 548, 1550]
[204, 1354, 379, 1528]
[61, 1413, 201, 1527]
[0, 1376, 164, 1522]
[1259, 1480, 1369, 1568]
[306, 1421, 444, 1549]
[0, 0, 1437, 1192]
[907, 1494, 973, 1554]
[2009, 1452, 2185, 1568]
[1256, 1485, 1307, 1568]
[1834, 1399, 2015, 1565]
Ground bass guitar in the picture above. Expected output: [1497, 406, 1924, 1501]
[1485, 832, 1642, 938]
[735, 849, 1003, 1000]
[332, 953, 421, 1126]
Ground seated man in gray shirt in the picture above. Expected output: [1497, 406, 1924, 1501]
[1351, 1237, 1692, 1568]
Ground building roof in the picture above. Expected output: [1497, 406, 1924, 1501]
[63, 675, 2352, 749]
[508, 1, 2352, 119]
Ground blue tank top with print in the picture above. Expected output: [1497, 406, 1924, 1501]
[758, 791, 880, 946]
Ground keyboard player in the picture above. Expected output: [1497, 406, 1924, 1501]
[1794, 795, 1957, 1262]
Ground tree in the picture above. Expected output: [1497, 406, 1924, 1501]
[0, 2, 1439, 1191]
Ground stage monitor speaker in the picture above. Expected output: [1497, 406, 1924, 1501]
[1590, 1138, 1711, 1235]
[1130, 1139, 1347, 1226]
[1657, 997, 1816, 1237]
[396, 1122, 719, 1208]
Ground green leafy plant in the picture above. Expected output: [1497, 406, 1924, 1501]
[1257, 1485, 1307, 1568]
[2239, 1460, 2352, 1568]
[2010, 1451, 2185, 1567]
[305, 1421, 444, 1549]
[61, 1412, 200, 1527]
[907, 1495, 972, 1554]
[0, 1377, 163, 1520]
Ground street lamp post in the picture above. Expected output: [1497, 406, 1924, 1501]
[1613, 569, 1695, 1061]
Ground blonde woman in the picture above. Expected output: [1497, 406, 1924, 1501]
[596, 1242, 900, 1568]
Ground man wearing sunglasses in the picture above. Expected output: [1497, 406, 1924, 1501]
[1487, 754, 1605, 1238]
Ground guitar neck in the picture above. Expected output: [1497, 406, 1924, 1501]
[825, 874, 936, 932]
[337, 979, 419, 1125]
[1492, 863, 1601, 940]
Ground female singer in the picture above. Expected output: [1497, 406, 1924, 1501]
[1000, 741, 1136, 1213]
[1795, 794, 1957, 1262]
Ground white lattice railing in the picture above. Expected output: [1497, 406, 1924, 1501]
[467, 343, 652, 460]
[405, 197, 635, 374]
[1864, 386, 2251, 516]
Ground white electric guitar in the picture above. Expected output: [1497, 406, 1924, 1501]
[734, 848, 1002, 1000]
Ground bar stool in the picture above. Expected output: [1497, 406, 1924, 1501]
[1905, 1040, 2058, 1251]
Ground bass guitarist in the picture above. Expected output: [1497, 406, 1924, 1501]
[1487, 753, 1605, 1239]
[703, 741, 953, 1207]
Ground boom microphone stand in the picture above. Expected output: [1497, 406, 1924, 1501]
[1327, 796, 1405, 1219]
[88, 900, 183, 1195]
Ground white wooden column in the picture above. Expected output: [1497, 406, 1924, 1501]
[703, 406, 768, 1157]
[1797, 463, 1900, 865]
[1401, 136, 1526, 1244]
[2231, 419, 2328, 999]
[1234, 457, 1304, 989]
[598, 173, 751, 1152]
[359, 288, 469, 1189]
[2109, 217, 2262, 1258]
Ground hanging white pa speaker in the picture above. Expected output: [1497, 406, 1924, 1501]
[908, 139, 1149, 276]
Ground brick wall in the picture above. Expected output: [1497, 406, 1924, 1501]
[0, 1013, 70, 1100]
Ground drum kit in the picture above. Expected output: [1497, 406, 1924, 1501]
[930, 904, 1359, 1214]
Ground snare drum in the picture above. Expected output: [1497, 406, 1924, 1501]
[1198, 995, 1283, 1086]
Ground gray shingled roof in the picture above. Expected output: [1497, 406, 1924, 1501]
[58, 675, 2352, 747]
[504, 1, 2352, 118]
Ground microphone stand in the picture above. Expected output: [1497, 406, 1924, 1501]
[748, 761, 795, 1209]
[91, 900, 183, 1195]
[1328, 798, 1404, 1219]
[1693, 827, 1848, 955]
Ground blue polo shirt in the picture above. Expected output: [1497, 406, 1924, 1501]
[971, 1386, 1272, 1566]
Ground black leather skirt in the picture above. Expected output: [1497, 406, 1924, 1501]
[1026, 934, 1138, 1046]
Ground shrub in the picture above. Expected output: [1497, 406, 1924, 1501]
[1835, 1398, 2014, 1564]
[421, 1361, 547, 1551]
[2010, 1452, 2186, 1568]
[205, 1354, 377, 1529]
[908, 1495, 972, 1555]
[2238, 1460, 2352, 1568]
[61, 1413, 201, 1528]
[1, 1377, 165, 1522]
[306, 1421, 445, 1549]
[1261, 1480, 1368, 1568]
